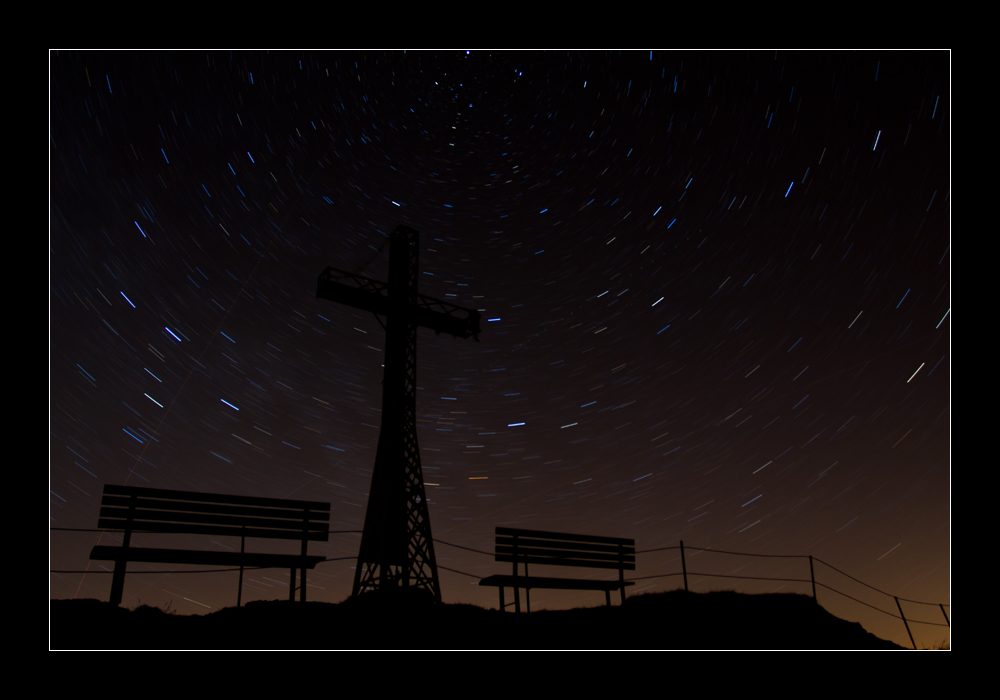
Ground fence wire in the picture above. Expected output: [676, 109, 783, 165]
[52, 527, 949, 635]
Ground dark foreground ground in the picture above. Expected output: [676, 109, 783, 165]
[50, 589, 905, 649]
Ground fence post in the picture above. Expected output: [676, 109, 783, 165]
[809, 555, 816, 602]
[680, 540, 688, 592]
[895, 596, 916, 649]
[512, 532, 521, 613]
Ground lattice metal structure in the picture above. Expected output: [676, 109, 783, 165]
[317, 225, 481, 601]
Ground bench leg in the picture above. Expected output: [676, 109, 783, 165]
[289, 567, 296, 602]
[237, 564, 244, 607]
[499, 587, 504, 612]
[606, 590, 611, 607]
[109, 560, 127, 606]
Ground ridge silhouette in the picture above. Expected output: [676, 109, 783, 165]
[50, 590, 907, 650]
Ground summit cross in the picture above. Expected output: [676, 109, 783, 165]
[317, 224, 481, 601]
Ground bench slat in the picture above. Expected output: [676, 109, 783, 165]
[495, 526, 633, 547]
[496, 544, 635, 562]
[496, 536, 634, 557]
[479, 574, 635, 592]
[97, 519, 330, 542]
[100, 494, 331, 522]
[99, 507, 330, 534]
[495, 553, 635, 570]
[90, 545, 325, 569]
[102, 484, 329, 511]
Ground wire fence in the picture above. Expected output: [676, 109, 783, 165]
[52, 527, 949, 648]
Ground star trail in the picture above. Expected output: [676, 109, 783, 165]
[50, 50, 950, 648]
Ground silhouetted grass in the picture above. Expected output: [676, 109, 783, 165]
[922, 638, 950, 650]
[50, 589, 907, 649]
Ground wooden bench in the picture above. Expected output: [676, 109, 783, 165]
[479, 527, 635, 612]
[90, 484, 330, 606]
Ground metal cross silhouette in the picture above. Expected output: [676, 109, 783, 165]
[317, 225, 481, 601]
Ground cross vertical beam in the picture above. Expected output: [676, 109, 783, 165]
[354, 224, 434, 598]
[317, 225, 481, 603]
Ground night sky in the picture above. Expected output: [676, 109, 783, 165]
[49, 50, 950, 648]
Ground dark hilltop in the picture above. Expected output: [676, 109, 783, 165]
[51, 589, 905, 650]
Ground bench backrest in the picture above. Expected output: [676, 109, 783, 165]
[98, 484, 330, 543]
[495, 527, 635, 571]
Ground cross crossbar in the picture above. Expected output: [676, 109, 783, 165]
[317, 266, 481, 339]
